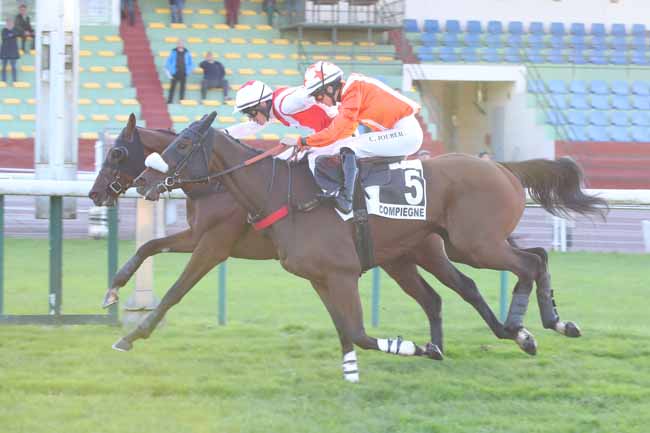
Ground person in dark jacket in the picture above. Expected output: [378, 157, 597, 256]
[1, 18, 20, 83]
[165, 39, 194, 103]
[169, 0, 185, 24]
[14, 4, 34, 52]
[199, 52, 229, 101]
[225, 0, 240, 27]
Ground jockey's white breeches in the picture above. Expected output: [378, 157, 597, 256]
[307, 114, 423, 173]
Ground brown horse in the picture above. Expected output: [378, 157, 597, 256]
[90, 114, 533, 381]
[135, 113, 607, 367]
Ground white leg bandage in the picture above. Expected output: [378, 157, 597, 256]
[377, 337, 417, 356]
[342, 351, 359, 383]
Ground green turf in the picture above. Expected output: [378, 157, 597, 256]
[1, 239, 649, 433]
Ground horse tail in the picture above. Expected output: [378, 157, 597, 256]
[499, 157, 609, 220]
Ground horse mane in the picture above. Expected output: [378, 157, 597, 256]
[215, 128, 264, 155]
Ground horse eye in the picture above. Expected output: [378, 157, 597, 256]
[178, 139, 191, 150]
[110, 148, 126, 161]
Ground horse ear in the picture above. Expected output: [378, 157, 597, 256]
[199, 111, 217, 133]
[125, 113, 136, 141]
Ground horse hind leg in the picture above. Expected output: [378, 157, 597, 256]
[525, 247, 582, 338]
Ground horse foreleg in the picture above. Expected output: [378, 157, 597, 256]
[113, 235, 230, 351]
[310, 280, 359, 383]
[525, 247, 582, 338]
[103, 229, 197, 308]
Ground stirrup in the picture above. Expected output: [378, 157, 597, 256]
[335, 196, 353, 214]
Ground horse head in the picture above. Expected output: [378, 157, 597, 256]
[135, 112, 218, 201]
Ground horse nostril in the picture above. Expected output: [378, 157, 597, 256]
[89, 191, 98, 200]
[134, 177, 145, 187]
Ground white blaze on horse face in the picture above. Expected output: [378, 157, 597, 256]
[144, 153, 169, 174]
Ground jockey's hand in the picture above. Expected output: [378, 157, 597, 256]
[280, 136, 300, 147]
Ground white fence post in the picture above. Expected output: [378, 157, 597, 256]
[643, 220, 650, 253]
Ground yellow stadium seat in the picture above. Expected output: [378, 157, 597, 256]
[377, 56, 394, 62]
[230, 84, 241, 91]
[225, 99, 236, 106]
[90, 66, 107, 72]
[114, 114, 131, 122]
[3, 98, 20, 104]
[262, 134, 279, 140]
[284, 133, 300, 139]
[79, 50, 92, 57]
[202, 100, 220, 106]
[192, 23, 208, 29]
[20, 65, 34, 72]
[355, 55, 372, 61]
[337, 41, 353, 46]
[27, 98, 35, 104]
[112, 66, 129, 73]
[214, 24, 229, 30]
[251, 38, 268, 45]
[198, 8, 213, 14]
[255, 25, 272, 31]
[235, 24, 251, 30]
[149, 22, 165, 29]
[247, 53, 264, 60]
[241, 9, 256, 16]
[105, 35, 121, 43]
[225, 68, 233, 75]
[0, 114, 14, 121]
[171, 23, 187, 29]
[82, 35, 99, 42]
[82, 83, 101, 89]
[335, 55, 351, 61]
[239, 68, 255, 75]
[192, 67, 202, 74]
[261, 69, 277, 75]
[97, 99, 116, 105]
[182, 8, 193, 14]
[0, 80, 7, 88]
[218, 116, 236, 123]
[186, 84, 199, 90]
[98, 50, 115, 57]
[187, 37, 203, 43]
[312, 55, 329, 60]
[13, 81, 30, 88]
[225, 53, 241, 59]
[230, 38, 246, 44]
[91, 114, 110, 121]
[121, 99, 138, 105]
[155, 7, 170, 13]
[359, 41, 376, 46]
[79, 66, 85, 72]
[180, 99, 198, 106]
[290, 53, 306, 60]
[283, 69, 299, 76]
[159, 50, 168, 57]
[78, 98, 92, 105]
[268, 53, 285, 60]
[171, 115, 189, 122]
[209, 37, 225, 44]
[77, 114, 86, 121]
[164, 36, 179, 43]
[20, 114, 35, 121]
[80, 132, 99, 139]
[272, 39, 290, 45]
[316, 41, 332, 46]
[9, 132, 27, 138]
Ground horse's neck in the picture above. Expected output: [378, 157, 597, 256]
[138, 127, 175, 156]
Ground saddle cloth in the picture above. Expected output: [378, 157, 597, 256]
[314, 156, 427, 221]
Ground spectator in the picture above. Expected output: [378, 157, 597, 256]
[170, 0, 185, 24]
[14, 4, 33, 52]
[199, 52, 229, 102]
[121, 0, 136, 26]
[165, 39, 193, 104]
[1, 17, 19, 83]
[262, 0, 280, 27]
[225, 0, 240, 27]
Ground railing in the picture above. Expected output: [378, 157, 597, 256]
[281, 0, 404, 29]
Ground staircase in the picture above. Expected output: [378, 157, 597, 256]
[119, 2, 172, 129]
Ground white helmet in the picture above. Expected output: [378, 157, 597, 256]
[233, 80, 273, 113]
[303, 61, 344, 96]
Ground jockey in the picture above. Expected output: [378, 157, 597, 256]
[280, 61, 423, 214]
[226, 79, 335, 142]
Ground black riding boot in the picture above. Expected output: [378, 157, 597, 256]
[336, 147, 358, 214]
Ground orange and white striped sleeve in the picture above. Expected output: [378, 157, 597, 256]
[304, 82, 360, 148]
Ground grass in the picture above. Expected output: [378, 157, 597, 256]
[1, 239, 649, 433]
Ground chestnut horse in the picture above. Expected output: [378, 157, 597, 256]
[135, 113, 607, 369]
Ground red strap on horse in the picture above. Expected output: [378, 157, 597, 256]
[253, 205, 289, 230]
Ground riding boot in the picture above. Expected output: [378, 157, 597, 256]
[335, 147, 358, 214]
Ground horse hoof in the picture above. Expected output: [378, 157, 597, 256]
[424, 342, 444, 361]
[564, 322, 582, 338]
[102, 289, 119, 309]
[516, 329, 537, 356]
[112, 338, 133, 352]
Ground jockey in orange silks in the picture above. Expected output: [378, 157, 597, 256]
[280, 61, 423, 213]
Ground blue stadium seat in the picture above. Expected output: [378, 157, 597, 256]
[608, 126, 629, 142]
[587, 126, 610, 141]
[507, 34, 523, 47]
[441, 33, 460, 47]
[567, 126, 588, 141]
[504, 48, 521, 63]
[424, 19, 440, 33]
[439, 47, 459, 62]
[548, 95, 567, 109]
[590, 80, 609, 95]
[570, 50, 587, 65]
[465, 33, 481, 47]
[550, 22, 565, 36]
[403, 19, 418, 33]
[546, 49, 565, 64]
[421, 33, 437, 45]
[445, 20, 461, 33]
[609, 52, 628, 65]
[526, 49, 544, 63]
[632, 24, 646, 37]
[567, 110, 588, 126]
[631, 111, 650, 126]
[569, 80, 588, 94]
[589, 111, 609, 126]
[418, 53, 435, 62]
[549, 35, 564, 49]
[461, 47, 479, 62]
[590, 23, 606, 36]
[631, 36, 646, 50]
[485, 34, 502, 47]
[487, 21, 503, 35]
[467, 20, 482, 34]
[610, 111, 629, 127]
[570, 23, 586, 36]
[548, 80, 568, 94]
[508, 21, 523, 35]
[481, 47, 501, 62]
[632, 81, 650, 96]
[609, 36, 626, 50]
[589, 50, 608, 65]
[527, 34, 545, 48]
[611, 81, 630, 95]
[591, 95, 610, 110]
[546, 110, 566, 125]
[570, 94, 590, 109]
[570, 35, 586, 48]
[630, 126, 650, 142]
[417, 46, 432, 57]
[611, 23, 627, 36]
[632, 95, 650, 110]
[529, 22, 544, 35]
[612, 95, 631, 110]
[528, 80, 545, 94]
[590, 35, 607, 49]
[631, 52, 650, 65]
